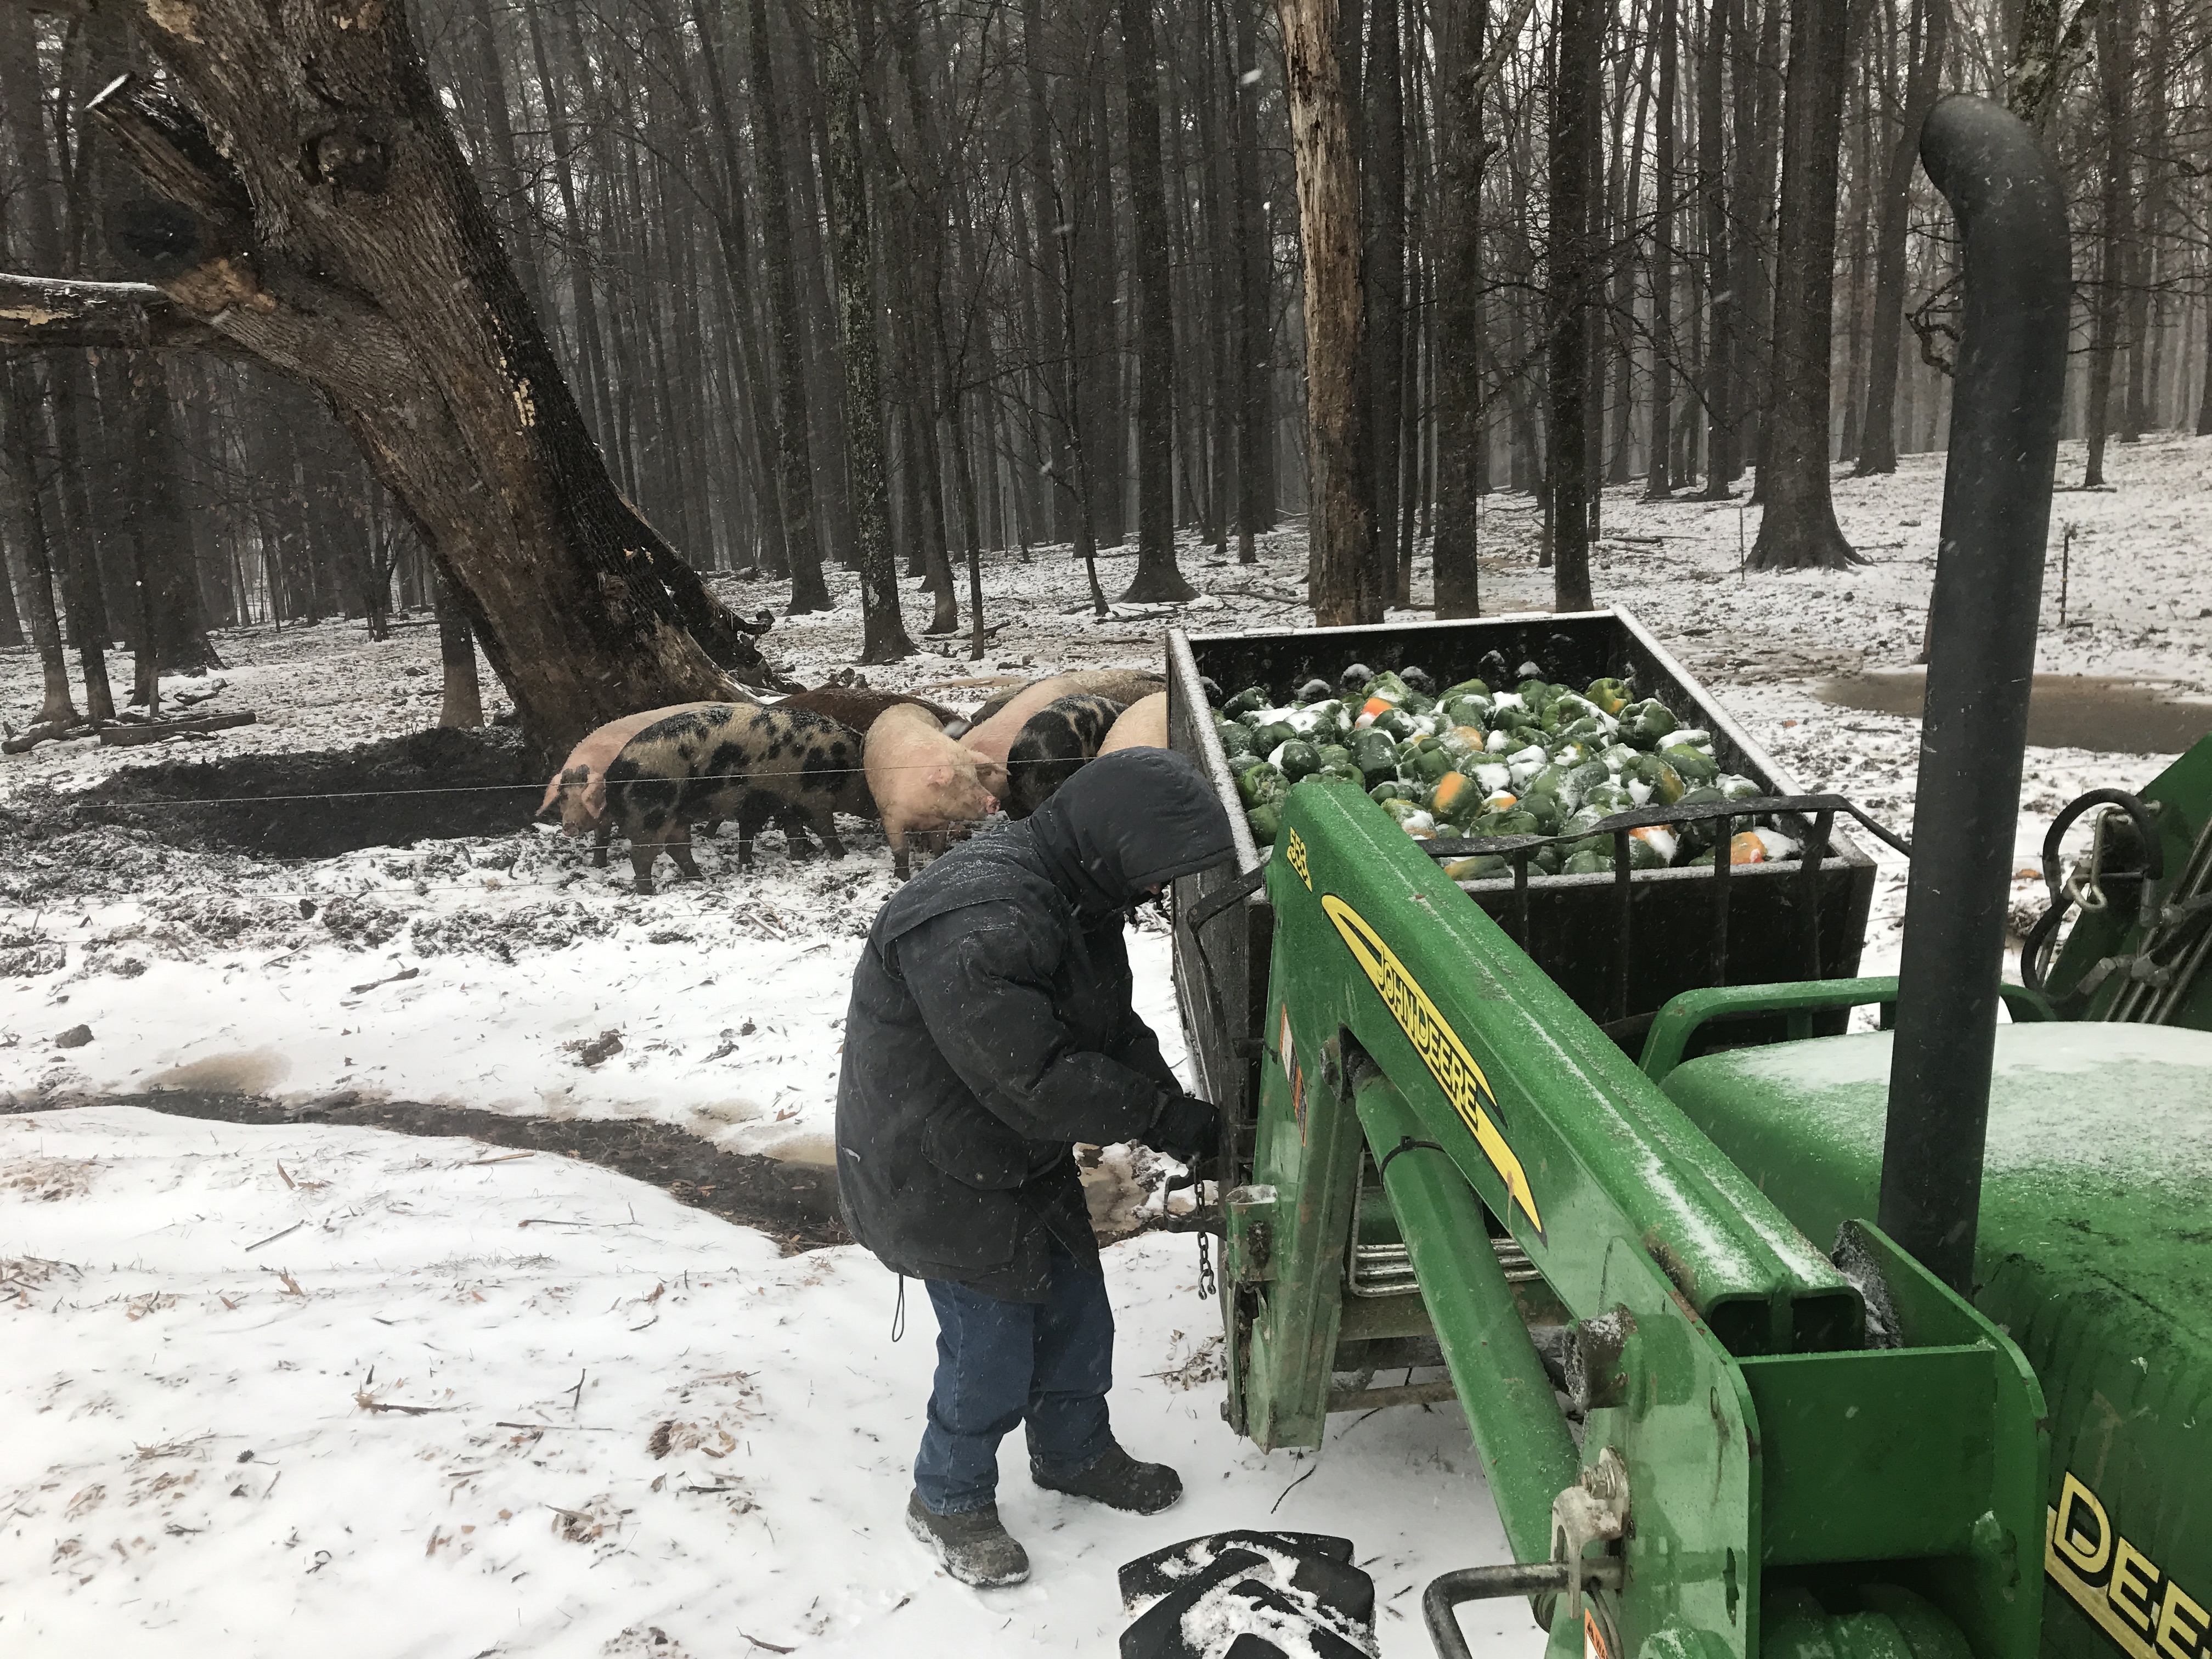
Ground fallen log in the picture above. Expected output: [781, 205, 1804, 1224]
[1, 719, 97, 754]
[98, 710, 258, 747]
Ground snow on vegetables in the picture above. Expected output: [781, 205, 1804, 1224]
[1209, 662, 1795, 880]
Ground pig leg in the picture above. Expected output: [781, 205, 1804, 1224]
[593, 826, 611, 869]
[628, 833, 661, 895]
[889, 823, 911, 881]
[780, 806, 818, 861]
[667, 826, 704, 883]
[736, 799, 770, 872]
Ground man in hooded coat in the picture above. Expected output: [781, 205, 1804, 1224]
[836, 747, 1235, 1587]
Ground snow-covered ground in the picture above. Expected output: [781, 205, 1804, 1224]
[3, 436, 2210, 1653]
[1, 1107, 1528, 1658]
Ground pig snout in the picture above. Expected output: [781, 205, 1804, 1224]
[548, 766, 597, 834]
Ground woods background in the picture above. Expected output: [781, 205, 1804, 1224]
[0, 0, 2177, 743]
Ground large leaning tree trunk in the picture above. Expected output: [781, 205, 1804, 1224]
[1746, 0, 1862, 572]
[0, 0, 791, 757]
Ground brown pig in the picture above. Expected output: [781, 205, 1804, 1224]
[866, 703, 1000, 879]
[1096, 691, 1167, 755]
[776, 687, 956, 737]
[967, 668, 1166, 729]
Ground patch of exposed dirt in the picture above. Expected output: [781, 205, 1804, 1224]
[29, 726, 540, 859]
[6, 1090, 848, 1252]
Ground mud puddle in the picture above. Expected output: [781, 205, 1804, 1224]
[5, 1089, 848, 1252]
[1818, 672, 2212, 754]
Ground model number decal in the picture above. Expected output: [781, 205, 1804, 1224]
[1319, 893, 1543, 1239]
[2049, 1471, 2211, 1659]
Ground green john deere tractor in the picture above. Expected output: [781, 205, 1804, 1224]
[1134, 96, 2212, 1659]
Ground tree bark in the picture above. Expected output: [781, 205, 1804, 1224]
[1279, 0, 1375, 625]
[1855, 0, 1948, 475]
[1547, 0, 1601, 611]
[744, 0, 833, 613]
[1747, 0, 1860, 569]
[1700, 0, 1738, 495]
[126, 354, 219, 684]
[433, 569, 484, 729]
[7, 7, 790, 754]
[822, 0, 915, 664]
[682, 0, 792, 580]
[1433, 0, 1519, 617]
[1647, 0, 1680, 499]
[2008, 0, 2103, 131]
[1119, 0, 1195, 602]
[0, 362, 78, 727]
[1232, 0, 1272, 563]
[2120, 0, 2166, 443]
[1364, 0, 1406, 603]
[1739, 0, 1785, 486]
[2083, 0, 2134, 487]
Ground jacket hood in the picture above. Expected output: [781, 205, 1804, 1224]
[1025, 749, 1236, 917]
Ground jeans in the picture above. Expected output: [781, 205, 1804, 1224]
[912, 1237, 1115, 1515]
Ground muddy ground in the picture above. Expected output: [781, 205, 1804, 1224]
[4, 1087, 851, 1251]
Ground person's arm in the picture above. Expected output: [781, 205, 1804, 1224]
[1107, 1006, 1183, 1097]
[898, 909, 1172, 1146]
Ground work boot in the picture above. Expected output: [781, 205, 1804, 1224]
[905, 1493, 1031, 1588]
[1031, 1442, 1183, 1515]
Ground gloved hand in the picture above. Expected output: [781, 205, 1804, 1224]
[1151, 1094, 1222, 1167]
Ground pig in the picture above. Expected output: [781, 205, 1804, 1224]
[598, 704, 874, 892]
[775, 687, 956, 737]
[961, 675, 1094, 798]
[865, 702, 1001, 879]
[1096, 691, 1167, 755]
[540, 701, 726, 868]
[1002, 693, 1126, 819]
[967, 668, 1166, 729]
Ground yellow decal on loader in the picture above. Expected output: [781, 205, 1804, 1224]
[1284, 826, 1312, 889]
[1320, 893, 1544, 1238]
[2047, 1471, 2212, 1659]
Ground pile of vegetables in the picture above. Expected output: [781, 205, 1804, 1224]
[1210, 661, 1797, 880]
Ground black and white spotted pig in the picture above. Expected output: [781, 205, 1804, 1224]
[1001, 693, 1126, 819]
[600, 704, 874, 891]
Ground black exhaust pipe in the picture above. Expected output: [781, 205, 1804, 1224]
[1876, 96, 2070, 1294]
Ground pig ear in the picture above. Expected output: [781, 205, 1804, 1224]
[582, 775, 608, 817]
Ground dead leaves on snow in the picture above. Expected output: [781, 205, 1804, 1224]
[562, 1028, 624, 1068]
[2, 1155, 96, 1202]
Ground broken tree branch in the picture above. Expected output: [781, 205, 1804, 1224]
[0, 272, 227, 352]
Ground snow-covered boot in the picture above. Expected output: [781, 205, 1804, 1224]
[1031, 1443, 1183, 1515]
[905, 1493, 1031, 1588]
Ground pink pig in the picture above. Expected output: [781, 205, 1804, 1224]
[866, 703, 1001, 879]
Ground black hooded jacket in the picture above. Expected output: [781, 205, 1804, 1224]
[834, 748, 1235, 1300]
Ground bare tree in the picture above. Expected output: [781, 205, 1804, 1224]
[1279, 0, 1376, 625]
[1548, 0, 1602, 610]
[822, 0, 916, 664]
[0, 0, 786, 753]
[1747, 0, 1861, 570]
